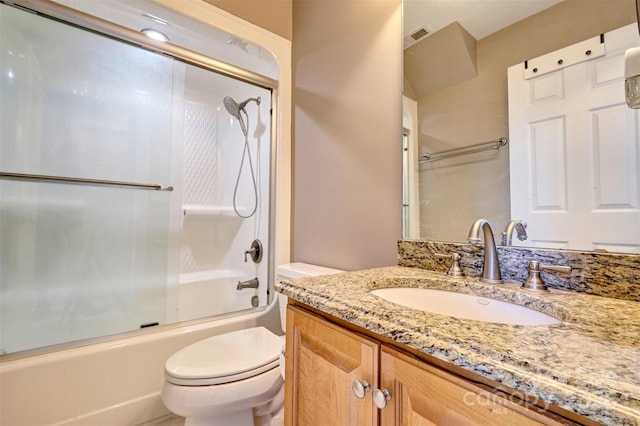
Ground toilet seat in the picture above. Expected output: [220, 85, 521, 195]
[165, 327, 282, 386]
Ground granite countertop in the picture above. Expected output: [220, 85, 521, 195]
[275, 266, 640, 425]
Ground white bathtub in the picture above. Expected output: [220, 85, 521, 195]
[178, 269, 259, 322]
[0, 300, 282, 425]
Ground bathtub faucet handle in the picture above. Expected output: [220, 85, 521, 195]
[244, 239, 263, 263]
[244, 248, 255, 262]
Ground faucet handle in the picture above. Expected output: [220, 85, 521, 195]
[522, 260, 571, 291]
[243, 239, 263, 263]
[434, 252, 465, 277]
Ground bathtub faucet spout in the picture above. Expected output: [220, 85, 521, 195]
[237, 278, 259, 290]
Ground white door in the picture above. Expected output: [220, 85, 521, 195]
[508, 24, 640, 253]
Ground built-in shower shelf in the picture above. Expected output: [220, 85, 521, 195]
[183, 204, 240, 217]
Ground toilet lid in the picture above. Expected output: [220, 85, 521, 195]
[165, 327, 282, 386]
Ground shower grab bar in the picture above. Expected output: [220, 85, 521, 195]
[0, 172, 174, 191]
[419, 137, 508, 164]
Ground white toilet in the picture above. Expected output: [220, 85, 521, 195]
[161, 263, 343, 426]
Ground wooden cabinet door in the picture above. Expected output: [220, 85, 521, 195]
[379, 346, 563, 426]
[285, 306, 380, 426]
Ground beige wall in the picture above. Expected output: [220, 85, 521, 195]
[292, 0, 403, 270]
[405, 22, 477, 98]
[203, 0, 292, 40]
[413, 0, 635, 242]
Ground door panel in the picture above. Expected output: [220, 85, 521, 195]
[508, 24, 640, 252]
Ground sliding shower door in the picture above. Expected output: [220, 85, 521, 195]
[0, 1, 274, 355]
[0, 3, 174, 354]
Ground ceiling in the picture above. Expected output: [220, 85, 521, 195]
[403, 0, 563, 48]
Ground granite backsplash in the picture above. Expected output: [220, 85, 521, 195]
[398, 240, 640, 302]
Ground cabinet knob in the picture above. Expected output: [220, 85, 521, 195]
[351, 379, 371, 399]
[373, 388, 392, 409]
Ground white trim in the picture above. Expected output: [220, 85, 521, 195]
[403, 96, 420, 239]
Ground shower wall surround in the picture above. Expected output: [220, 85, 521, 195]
[398, 240, 640, 302]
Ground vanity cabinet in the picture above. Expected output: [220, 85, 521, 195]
[284, 304, 380, 425]
[379, 345, 565, 425]
[285, 304, 570, 426]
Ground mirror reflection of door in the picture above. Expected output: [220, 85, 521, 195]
[403, 129, 410, 238]
[508, 24, 640, 253]
[402, 96, 420, 239]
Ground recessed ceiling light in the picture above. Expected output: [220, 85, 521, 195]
[141, 28, 169, 42]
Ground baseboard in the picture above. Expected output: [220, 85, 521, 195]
[54, 392, 170, 426]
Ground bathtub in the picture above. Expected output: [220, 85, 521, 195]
[0, 300, 283, 425]
[177, 269, 257, 322]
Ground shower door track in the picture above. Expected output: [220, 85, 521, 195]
[0, 172, 175, 191]
[2, 0, 278, 92]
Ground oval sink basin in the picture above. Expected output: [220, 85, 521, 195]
[370, 288, 560, 326]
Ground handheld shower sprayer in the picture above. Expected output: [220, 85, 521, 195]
[223, 95, 263, 218]
[223, 96, 260, 120]
[223, 96, 261, 137]
[223, 96, 241, 118]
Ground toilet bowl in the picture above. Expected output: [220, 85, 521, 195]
[161, 263, 343, 426]
[162, 327, 284, 426]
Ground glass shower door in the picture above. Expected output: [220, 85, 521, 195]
[0, 3, 173, 354]
[0, 0, 275, 355]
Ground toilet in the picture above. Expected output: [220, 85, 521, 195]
[161, 263, 343, 426]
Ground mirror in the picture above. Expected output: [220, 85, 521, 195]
[402, 0, 639, 253]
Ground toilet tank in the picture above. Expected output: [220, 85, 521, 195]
[276, 263, 344, 332]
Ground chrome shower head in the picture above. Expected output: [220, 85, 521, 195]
[223, 96, 261, 137]
[224, 96, 248, 135]
[223, 96, 242, 119]
[223, 96, 261, 118]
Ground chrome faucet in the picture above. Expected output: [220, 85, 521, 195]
[502, 220, 528, 246]
[467, 218, 503, 284]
